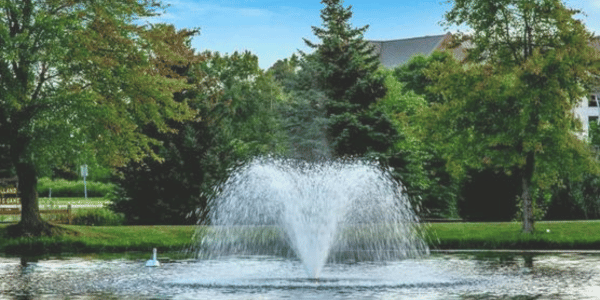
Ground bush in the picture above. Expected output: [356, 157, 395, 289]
[71, 208, 125, 226]
[37, 178, 115, 198]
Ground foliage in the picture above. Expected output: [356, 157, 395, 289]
[426, 0, 600, 232]
[542, 122, 600, 220]
[37, 178, 115, 198]
[267, 54, 301, 92]
[393, 52, 454, 104]
[303, 0, 394, 157]
[270, 54, 334, 161]
[71, 209, 125, 226]
[0, 0, 199, 235]
[43, 162, 113, 183]
[544, 172, 600, 220]
[387, 59, 462, 218]
[279, 88, 332, 161]
[111, 51, 287, 225]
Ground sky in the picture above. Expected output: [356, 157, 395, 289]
[148, 0, 600, 70]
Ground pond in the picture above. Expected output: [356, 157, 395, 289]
[1, 251, 600, 299]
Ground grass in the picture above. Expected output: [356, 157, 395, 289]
[424, 220, 600, 250]
[1, 221, 600, 256]
[0, 224, 199, 255]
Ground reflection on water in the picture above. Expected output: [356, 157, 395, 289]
[1, 252, 600, 299]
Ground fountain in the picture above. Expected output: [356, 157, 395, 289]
[2, 158, 600, 299]
[197, 157, 429, 278]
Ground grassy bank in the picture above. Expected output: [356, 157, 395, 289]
[0, 225, 199, 255]
[1, 221, 600, 256]
[425, 221, 600, 250]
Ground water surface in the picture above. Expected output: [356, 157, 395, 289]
[1, 252, 600, 299]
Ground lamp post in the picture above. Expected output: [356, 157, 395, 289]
[80, 164, 88, 200]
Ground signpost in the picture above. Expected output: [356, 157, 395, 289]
[81, 164, 88, 199]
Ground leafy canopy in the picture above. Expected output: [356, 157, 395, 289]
[0, 0, 198, 170]
[427, 0, 600, 231]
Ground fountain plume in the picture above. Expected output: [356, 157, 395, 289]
[198, 157, 428, 278]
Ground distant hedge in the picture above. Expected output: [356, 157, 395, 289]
[37, 178, 115, 198]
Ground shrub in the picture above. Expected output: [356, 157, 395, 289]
[71, 208, 125, 226]
[37, 178, 116, 198]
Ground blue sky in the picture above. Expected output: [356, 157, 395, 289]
[148, 0, 600, 70]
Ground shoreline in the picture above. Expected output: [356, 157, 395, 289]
[1, 221, 600, 255]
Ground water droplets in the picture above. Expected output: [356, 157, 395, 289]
[198, 157, 428, 278]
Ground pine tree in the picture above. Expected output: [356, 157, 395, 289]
[304, 0, 393, 157]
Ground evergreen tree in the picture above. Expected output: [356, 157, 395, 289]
[304, 0, 393, 157]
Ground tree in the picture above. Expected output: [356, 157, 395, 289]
[425, 0, 600, 232]
[392, 54, 463, 218]
[0, 1, 198, 235]
[111, 51, 287, 224]
[303, 0, 394, 157]
[393, 52, 454, 104]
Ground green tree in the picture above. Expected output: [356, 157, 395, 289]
[270, 54, 334, 161]
[304, 0, 393, 157]
[0, 1, 197, 235]
[425, 0, 600, 232]
[111, 51, 287, 224]
[393, 52, 454, 104]
[392, 54, 463, 218]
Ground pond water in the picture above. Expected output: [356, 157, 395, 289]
[1, 251, 600, 299]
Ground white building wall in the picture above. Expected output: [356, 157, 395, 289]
[574, 93, 600, 139]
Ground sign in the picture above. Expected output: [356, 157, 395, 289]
[80, 164, 88, 199]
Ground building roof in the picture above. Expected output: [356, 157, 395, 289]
[369, 33, 449, 68]
[369, 33, 467, 68]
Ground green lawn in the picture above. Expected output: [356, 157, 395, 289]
[0, 225, 199, 255]
[1, 221, 599, 256]
[425, 221, 600, 250]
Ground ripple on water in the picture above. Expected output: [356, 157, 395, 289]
[1, 253, 600, 300]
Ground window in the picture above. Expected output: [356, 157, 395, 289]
[589, 116, 598, 124]
[590, 94, 598, 107]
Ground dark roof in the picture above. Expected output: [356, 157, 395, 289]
[369, 33, 468, 68]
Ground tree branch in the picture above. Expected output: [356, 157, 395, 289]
[499, 6, 521, 64]
[31, 62, 48, 102]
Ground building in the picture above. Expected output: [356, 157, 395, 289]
[370, 33, 600, 138]
[369, 33, 467, 68]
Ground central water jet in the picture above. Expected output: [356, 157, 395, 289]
[198, 158, 428, 278]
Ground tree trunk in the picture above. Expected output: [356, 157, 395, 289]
[13, 161, 51, 236]
[521, 152, 535, 233]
